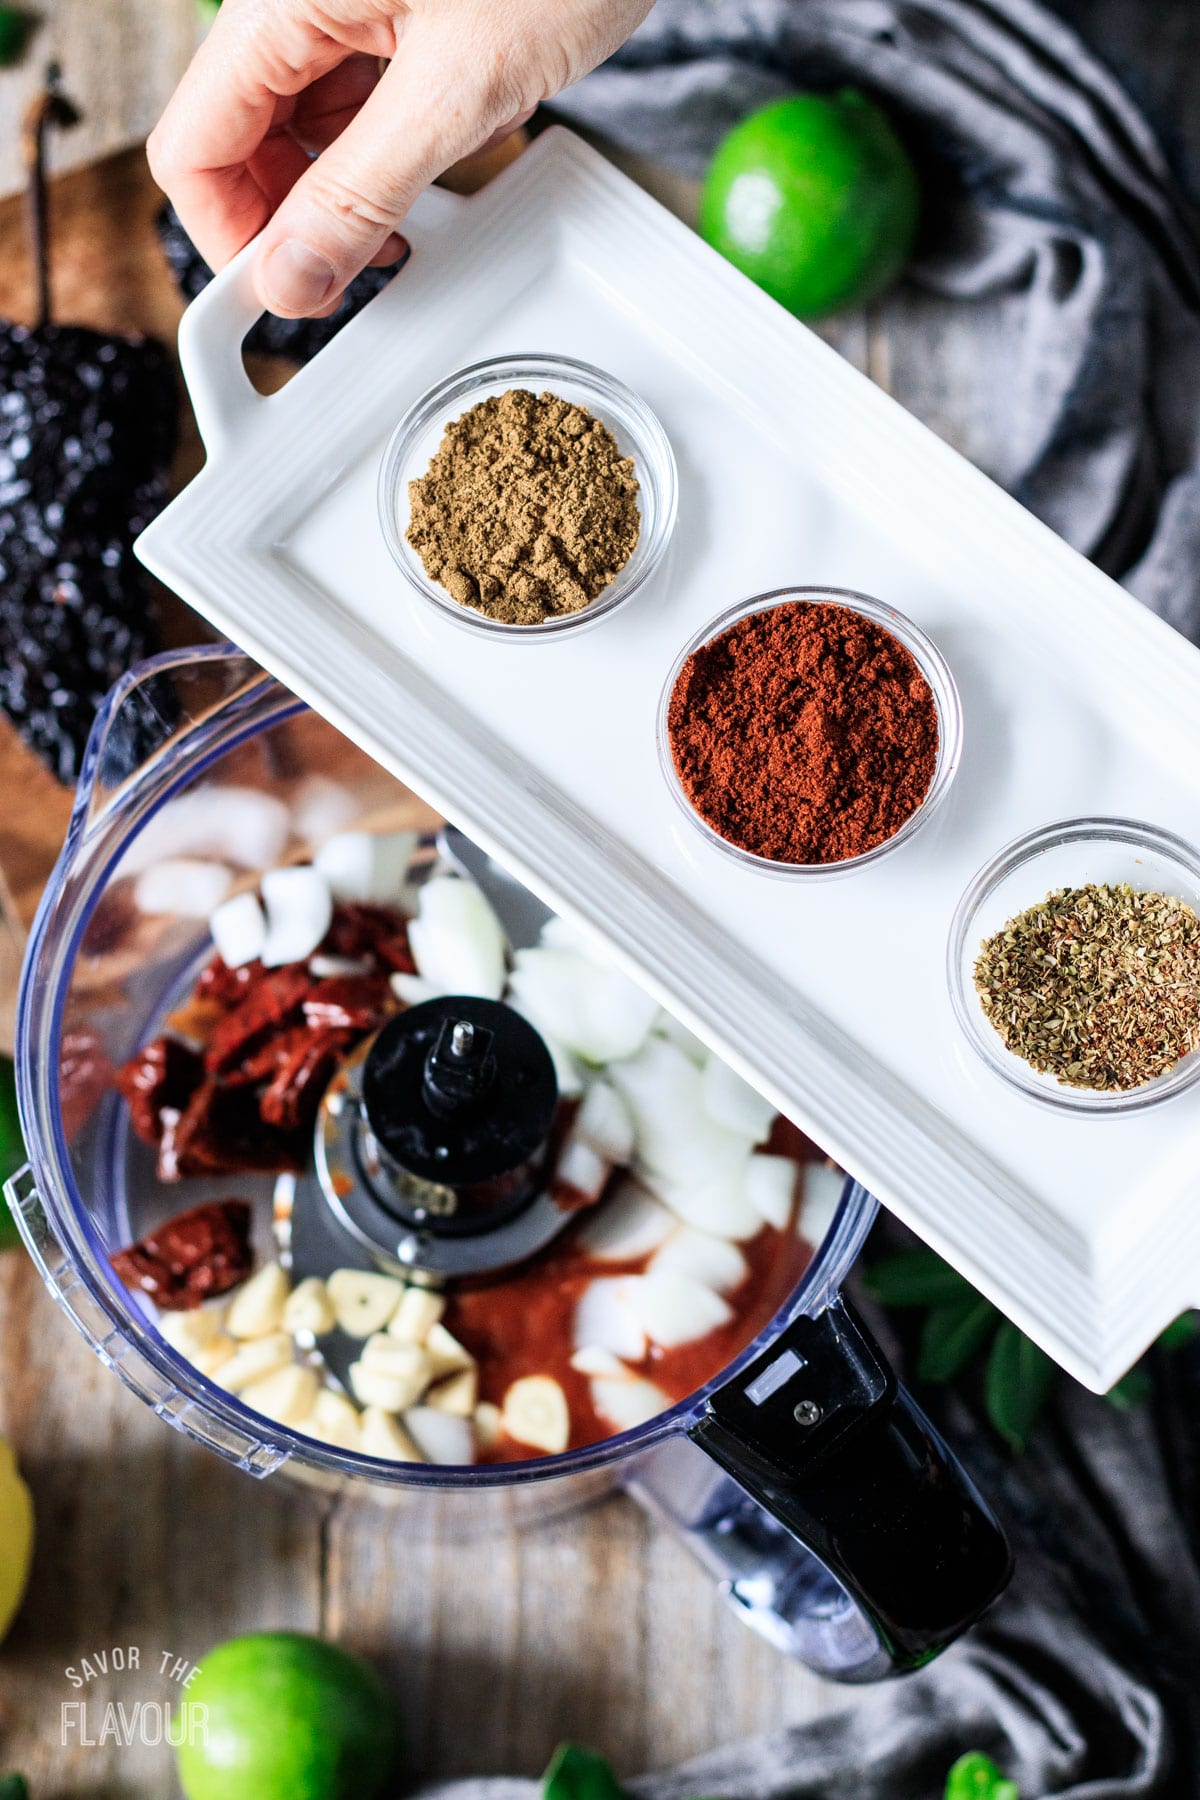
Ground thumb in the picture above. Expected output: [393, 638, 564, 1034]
[254, 46, 511, 316]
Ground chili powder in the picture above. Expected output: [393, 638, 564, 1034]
[666, 600, 939, 865]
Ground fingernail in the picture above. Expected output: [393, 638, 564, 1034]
[260, 239, 337, 315]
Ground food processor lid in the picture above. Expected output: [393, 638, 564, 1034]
[134, 131, 1200, 1391]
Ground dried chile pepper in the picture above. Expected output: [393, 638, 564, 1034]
[203, 963, 312, 1074]
[111, 1198, 253, 1309]
[158, 1081, 307, 1181]
[301, 974, 393, 1032]
[0, 75, 178, 783]
[115, 1036, 203, 1144]
[259, 1027, 353, 1132]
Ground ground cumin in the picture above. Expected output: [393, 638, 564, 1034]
[666, 600, 939, 864]
[406, 388, 640, 624]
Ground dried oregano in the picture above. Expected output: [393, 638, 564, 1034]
[973, 883, 1200, 1091]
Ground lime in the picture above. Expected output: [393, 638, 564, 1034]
[0, 1437, 33, 1644]
[178, 1633, 399, 1800]
[699, 90, 920, 319]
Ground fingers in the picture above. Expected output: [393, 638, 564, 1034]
[148, 5, 365, 268]
[252, 31, 519, 316]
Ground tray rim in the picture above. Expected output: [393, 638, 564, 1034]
[137, 126, 1200, 1391]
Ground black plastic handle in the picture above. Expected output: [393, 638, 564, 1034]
[689, 1295, 1012, 1676]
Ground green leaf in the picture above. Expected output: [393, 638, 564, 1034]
[0, 1775, 31, 1800]
[985, 1322, 1056, 1453]
[863, 1249, 975, 1309]
[1106, 1366, 1153, 1411]
[543, 1745, 625, 1800]
[917, 1293, 999, 1384]
[944, 1750, 1020, 1799]
[1156, 1313, 1198, 1351]
[0, 7, 28, 67]
[0, 1061, 24, 1250]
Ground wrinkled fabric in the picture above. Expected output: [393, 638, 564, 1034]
[550, 0, 1200, 637]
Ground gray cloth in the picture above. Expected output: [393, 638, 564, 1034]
[550, 0, 1200, 638]
[430, 14, 1200, 1794]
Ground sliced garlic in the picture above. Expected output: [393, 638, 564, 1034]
[425, 1323, 474, 1378]
[283, 1276, 336, 1338]
[328, 1269, 405, 1338]
[501, 1375, 570, 1456]
[240, 1363, 320, 1428]
[215, 1333, 293, 1393]
[306, 1389, 362, 1451]
[209, 889, 267, 969]
[387, 1286, 446, 1344]
[360, 1406, 426, 1462]
[226, 1262, 290, 1340]
[473, 1402, 503, 1450]
[425, 1368, 477, 1417]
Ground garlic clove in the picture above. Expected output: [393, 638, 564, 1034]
[327, 1269, 405, 1338]
[192, 1334, 238, 1378]
[282, 1277, 336, 1339]
[360, 1405, 426, 1462]
[425, 1323, 474, 1378]
[240, 1363, 320, 1428]
[425, 1368, 478, 1417]
[226, 1262, 290, 1340]
[157, 1304, 227, 1355]
[387, 1287, 446, 1344]
[306, 1389, 362, 1451]
[215, 1333, 293, 1393]
[473, 1402, 503, 1450]
[501, 1375, 570, 1456]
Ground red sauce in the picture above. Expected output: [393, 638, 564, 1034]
[446, 1171, 820, 1465]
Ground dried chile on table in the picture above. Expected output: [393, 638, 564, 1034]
[0, 78, 179, 783]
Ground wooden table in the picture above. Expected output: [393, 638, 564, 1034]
[2, 4, 1197, 1786]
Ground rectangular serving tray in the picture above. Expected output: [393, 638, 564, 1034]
[137, 127, 1200, 1391]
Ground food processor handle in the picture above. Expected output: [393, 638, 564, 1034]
[677, 1293, 1012, 1678]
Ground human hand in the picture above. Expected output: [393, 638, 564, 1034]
[149, 0, 651, 318]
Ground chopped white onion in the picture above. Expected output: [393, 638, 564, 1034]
[507, 947, 659, 1066]
[649, 1227, 747, 1295]
[577, 1178, 674, 1262]
[315, 829, 418, 905]
[618, 1271, 732, 1349]
[289, 776, 360, 850]
[309, 953, 373, 979]
[507, 999, 583, 1097]
[408, 877, 507, 1000]
[259, 865, 334, 968]
[590, 1376, 671, 1434]
[135, 858, 234, 919]
[556, 1137, 609, 1203]
[744, 1154, 800, 1231]
[569, 1346, 628, 1378]
[574, 1079, 635, 1165]
[653, 1010, 709, 1065]
[573, 1278, 647, 1361]
[403, 1405, 475, 1465]
[798, 1161, 847, 1249]
[121, 787, 291, 876]
[701, 1055, 777, 1142]
[209, 890, 267, 968]
[388, 971, 438, 1008]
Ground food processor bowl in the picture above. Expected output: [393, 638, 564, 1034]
[7, 646, 1010, 1682]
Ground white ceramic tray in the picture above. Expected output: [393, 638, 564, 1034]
[137, 127, 1200, 1391]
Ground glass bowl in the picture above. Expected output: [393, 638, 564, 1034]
[378, 353, 677, 638]
[656, 587, 962, 879]
[947, 817, 1200, 1115]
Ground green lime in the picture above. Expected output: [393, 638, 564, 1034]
[0, 1062, 23, 1251]
[699, 90, 920, 320]
[177, 1633, 399, 1800]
